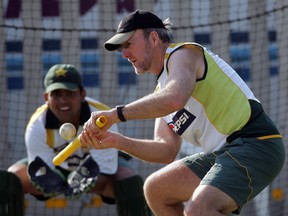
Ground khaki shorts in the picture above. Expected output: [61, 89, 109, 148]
[182, 137, 285, 214]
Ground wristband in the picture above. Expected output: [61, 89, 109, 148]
[116, 105, 127, 122]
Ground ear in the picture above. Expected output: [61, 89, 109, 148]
[81, 88, 86, 100]
[43, 92, 48, 101]
[149, 31, 159, 46]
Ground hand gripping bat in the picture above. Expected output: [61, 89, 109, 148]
[53, 116, 107, 166]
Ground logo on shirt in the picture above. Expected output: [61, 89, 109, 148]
[168, 109, 195, 135]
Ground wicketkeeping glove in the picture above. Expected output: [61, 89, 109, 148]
[28, 156, 66, 198]
[65, 155, 100, 200]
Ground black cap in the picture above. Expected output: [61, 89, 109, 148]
[104, 10, 165, 51]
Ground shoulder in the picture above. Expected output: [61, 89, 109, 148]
[85, 97, 111, 111]
[171, 43, 203, 58]
[168, 42, 205, 64]
[166, 43, 206, 80]
[166, 43, 204, 66]
[167, 42, 203, 53]
[26, 104, 48, 129]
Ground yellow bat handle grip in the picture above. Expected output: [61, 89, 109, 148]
[53, 116, 107, 166]
[96, 116, 107, 128]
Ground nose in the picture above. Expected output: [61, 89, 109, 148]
[59, 93, 70, 102]
[121, 48, 129, 59]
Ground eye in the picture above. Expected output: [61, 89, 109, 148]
[67, 91, 78, 98]
[50, 90, 60, 97]
[120, 42, 131, 50]
[66, 91, 74, 97]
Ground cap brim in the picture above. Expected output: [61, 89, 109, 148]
[104, 31, 136, 51]
[46, 82, 78, 93]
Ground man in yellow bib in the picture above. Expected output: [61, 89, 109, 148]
[8, 64, 151, 216]
[80, 10, 285, 216]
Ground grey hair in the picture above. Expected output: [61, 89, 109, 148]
[142, 17, 173, 43]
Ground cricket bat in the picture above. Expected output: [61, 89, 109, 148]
[53, 116, 107, 166]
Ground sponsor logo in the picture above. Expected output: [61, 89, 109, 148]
[168, 109, 195, 135]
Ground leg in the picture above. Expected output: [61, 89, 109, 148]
[99, 159, 136, 198]
[8, 162, 41, 195]
[144, 160, 238, 216]
[114, 175, 152, 216]
[144, 160, 200, 216]
[184, 184, 238, 216]
[183, 137, 285, 215]
[0, 170, 24, 216]
[100, 157, 152, 215]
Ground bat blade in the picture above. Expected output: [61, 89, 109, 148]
[53, 136, 81, 166]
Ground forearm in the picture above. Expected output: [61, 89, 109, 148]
[121, 91, 181, 121]
[115, 134, 177, 164]
[81, 121, 180, 163]
[84, 82, 189, 134]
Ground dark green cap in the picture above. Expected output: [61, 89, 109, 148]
[44, 64, 83, 92]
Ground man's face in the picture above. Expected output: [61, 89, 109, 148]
[44, 88, 86, 125]
[120, 30, 154, 75]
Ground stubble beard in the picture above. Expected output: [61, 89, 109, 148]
[134, 45, 153, 75]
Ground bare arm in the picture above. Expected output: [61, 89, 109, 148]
[122, 45, 203, 120]
[83, 45, 204, 135]
[81, 118, 182, 164]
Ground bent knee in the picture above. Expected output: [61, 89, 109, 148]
[7, 164, 29, 186]
[143, 173, 161, 200]
[185, 185, 239, 215]
[143, 175, 154, 196]
[8, 164, 26, 177]
[184, 202, 237, 216]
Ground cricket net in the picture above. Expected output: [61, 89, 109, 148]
[0, 0, 288, 215]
